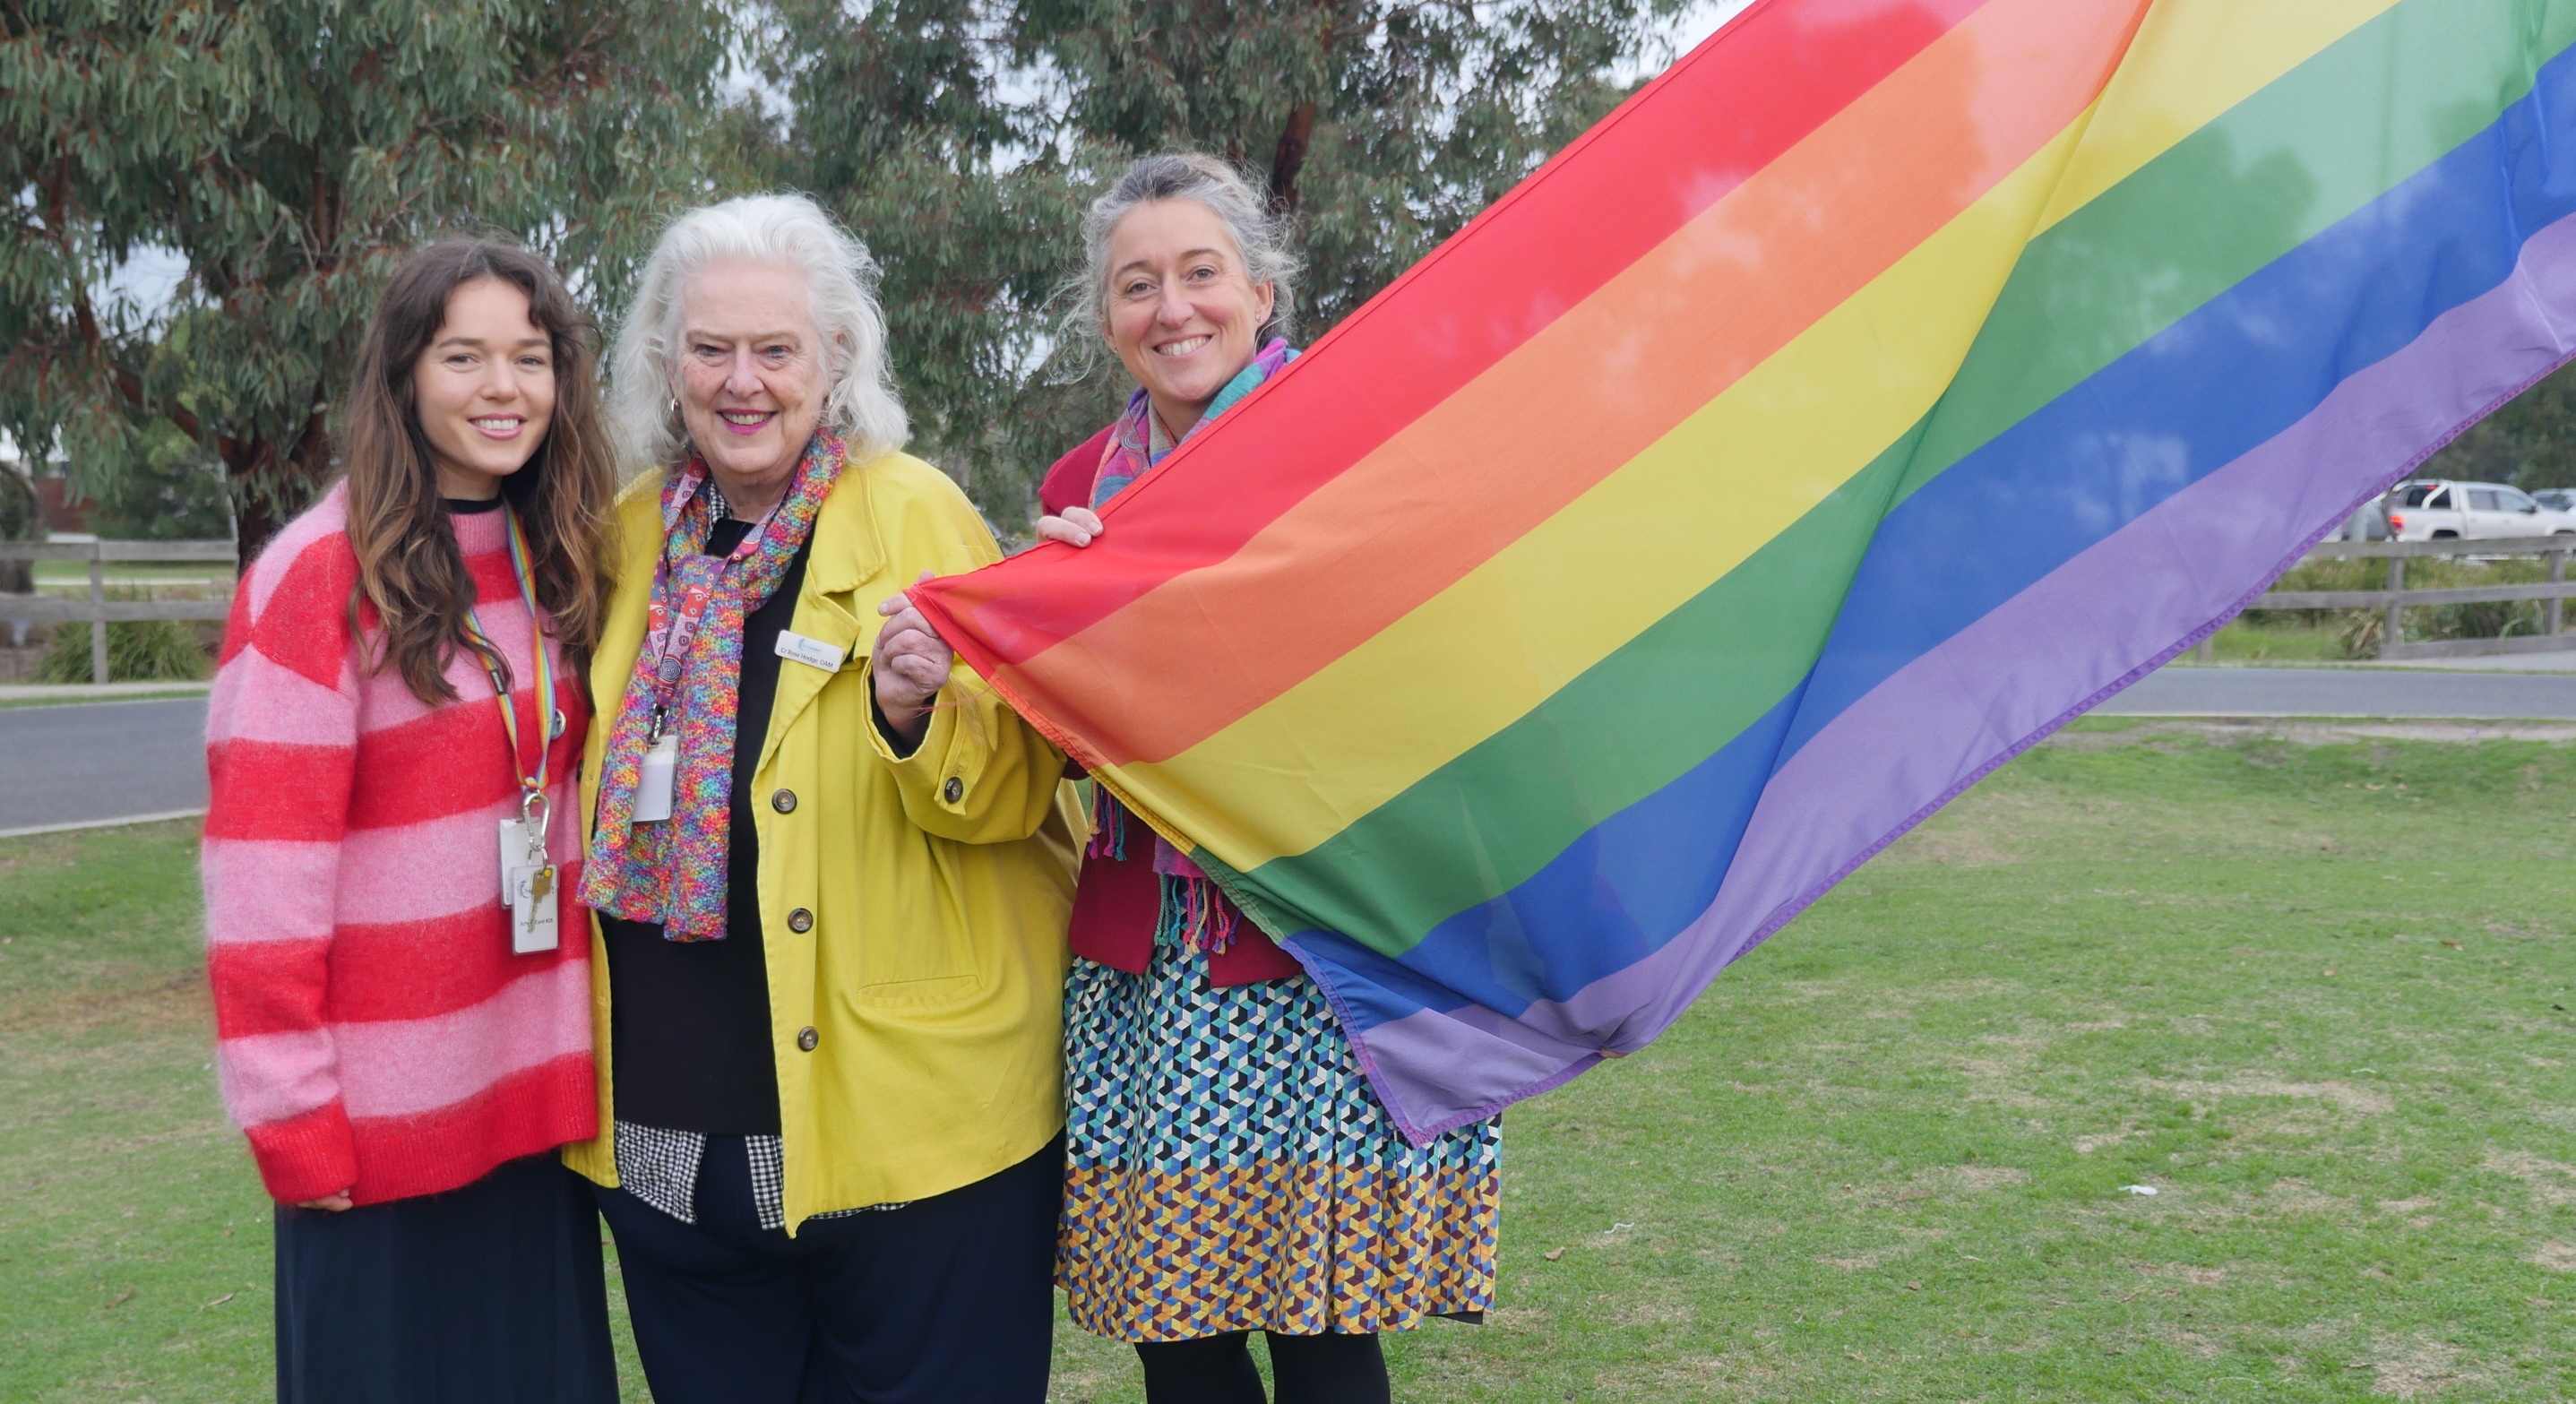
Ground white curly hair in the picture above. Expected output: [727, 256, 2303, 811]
[608, 193, 909, 470]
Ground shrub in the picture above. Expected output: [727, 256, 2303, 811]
[2246, 555, 2560, 658]
[38, 619, 211, 684]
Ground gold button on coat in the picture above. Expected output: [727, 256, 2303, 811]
[787, 908, 814, 934]
[942, 776, 963, 804]
[797, 1027, 819, 1052]
[772, 788, 797, 814]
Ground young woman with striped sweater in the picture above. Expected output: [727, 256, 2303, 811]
[202, 239, 619, 1402]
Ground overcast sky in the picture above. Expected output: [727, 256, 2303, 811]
[1676, 0, 1762, 56]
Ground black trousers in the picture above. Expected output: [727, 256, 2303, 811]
[273, 1153, 617, 1404]
[596, 1133, 1064, 1404]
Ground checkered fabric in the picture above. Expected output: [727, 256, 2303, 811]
[614, 1121, 710, 1224]
[1057, 920, 1500, 1343]
[613, 1121, 903, 1231]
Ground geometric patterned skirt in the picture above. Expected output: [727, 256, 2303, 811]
[1058, 926, 1502, 1342]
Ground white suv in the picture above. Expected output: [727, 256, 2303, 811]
[2382, 479, 2576, 540]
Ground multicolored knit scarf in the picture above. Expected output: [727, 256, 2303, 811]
[1089, 340, 1297, 954]
[581, 433, 848, 941]
[1090, 337, 1297, 508]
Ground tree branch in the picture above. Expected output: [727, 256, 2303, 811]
[68, 284, 202, 443]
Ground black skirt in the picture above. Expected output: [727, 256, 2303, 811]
[273, 1153, 617, 1404]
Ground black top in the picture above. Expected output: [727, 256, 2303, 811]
[443, 495, 506, 514]
[599, 517, 812, 1134]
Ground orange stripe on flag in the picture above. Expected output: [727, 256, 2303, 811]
[1011, 0, 2153, 768]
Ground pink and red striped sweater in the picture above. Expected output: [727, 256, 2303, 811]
[203, 485, 595, 1205]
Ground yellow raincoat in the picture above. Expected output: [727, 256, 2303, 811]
[564, 452, 1081, 1231]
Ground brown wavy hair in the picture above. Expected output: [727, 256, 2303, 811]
[340, 238, 616, 705]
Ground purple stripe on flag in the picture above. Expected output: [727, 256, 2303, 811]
[1649, 206, 2576, 1036]
[1347, 206, 2576, 1143]
[1344, 935, 1707, 1137]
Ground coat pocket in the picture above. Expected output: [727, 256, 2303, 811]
[853, 970, 981, 1008]
[850, 836, 984, 996]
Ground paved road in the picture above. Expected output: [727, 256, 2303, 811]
[2, 698, 208, 835]
[2099, 666, 2576, 719]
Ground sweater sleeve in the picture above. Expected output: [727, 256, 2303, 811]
[202, 531, 364, 1203]
[1038, 426, 1115, 519]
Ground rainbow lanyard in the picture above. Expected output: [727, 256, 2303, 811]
[460, 504, 556, 829]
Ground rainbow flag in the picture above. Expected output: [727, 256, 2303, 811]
[915, 0, 2576, 1141]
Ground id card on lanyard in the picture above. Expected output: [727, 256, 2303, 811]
[465, 504, 564, 954]
[629, 469, 783, 823]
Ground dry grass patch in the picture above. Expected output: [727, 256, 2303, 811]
[2484, 1150, 2576, 1208]
[2150, 1076, 2395, 1116]
[2363, 1336, 2483, 1399]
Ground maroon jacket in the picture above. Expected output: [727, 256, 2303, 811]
[1041, 428, 1303, 986]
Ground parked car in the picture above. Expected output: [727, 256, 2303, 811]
[2536, 488, 2576, 513]
[2381, 478, 2576, 540]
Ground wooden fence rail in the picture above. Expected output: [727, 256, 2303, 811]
[2245, 537, 2576, 661]
[0, 540, 237, 685]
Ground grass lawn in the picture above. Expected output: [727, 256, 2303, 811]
[7, 722, 2576, 1400]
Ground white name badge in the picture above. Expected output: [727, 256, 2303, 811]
[632, 734, 678, 823]
[774, 630, 846, 673]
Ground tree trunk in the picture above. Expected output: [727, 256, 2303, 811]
[1271, 101, 1318, 213]
[227, 411, 332, 573]
[231, 486, 289, 578]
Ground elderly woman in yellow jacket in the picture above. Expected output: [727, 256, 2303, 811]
[570, 192, 1080, 1404]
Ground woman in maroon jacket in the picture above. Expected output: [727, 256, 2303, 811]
[1031, 153, 1502, 1404]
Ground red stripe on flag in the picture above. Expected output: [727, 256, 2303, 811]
[919, 0, 1990, 665]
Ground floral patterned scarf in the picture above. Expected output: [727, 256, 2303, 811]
[1089, 340, 1297, 953]
[581, 432, 848, 941]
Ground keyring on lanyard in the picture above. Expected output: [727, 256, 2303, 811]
[639, 463, 789, 740]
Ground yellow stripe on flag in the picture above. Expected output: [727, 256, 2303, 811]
[2036, 0, 2401, 230]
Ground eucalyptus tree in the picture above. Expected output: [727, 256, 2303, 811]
[1020, 0, 1677, 328]
[762, 0, 1684, 521]
[1, 0, 730, 561]
[760, 0, 1114, 517]
[2424, 359, 2576, 494]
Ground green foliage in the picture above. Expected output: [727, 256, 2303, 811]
[7, 0, 1688, 542]
[2424, 355, 2576, 492]
[81, 424, 232, 540]
[0, 0, 733, 558]
[1018, 0, 1667, 329]
[756, 0, 1124, 517]
[2194, 617, 2351, 663]
[37, 616, 212, 683]
[761, 0, 1686, 523]
[2249, 555, 2566, 656]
